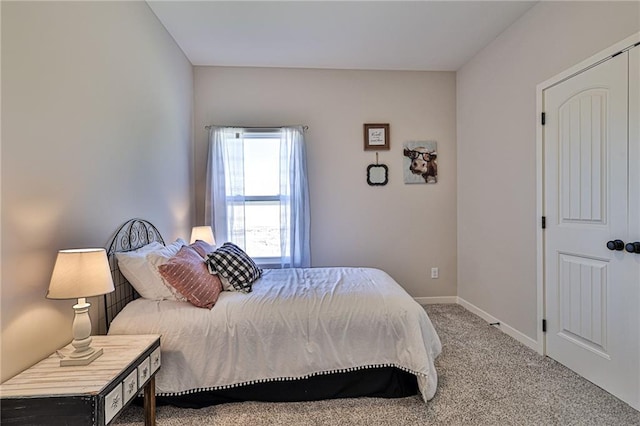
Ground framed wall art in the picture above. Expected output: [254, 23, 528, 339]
[403, 141, 438, 184]
[364, 123, 390, 151]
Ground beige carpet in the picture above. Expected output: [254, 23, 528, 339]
[114, 304, 640, 425]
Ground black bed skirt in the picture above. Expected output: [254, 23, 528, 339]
[154, 367, 418, 408]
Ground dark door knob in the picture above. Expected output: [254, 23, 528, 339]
[625, 242, 640, 254]
[607, 240, 625, 251]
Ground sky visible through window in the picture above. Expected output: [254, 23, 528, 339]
[241, 137, 281, 259]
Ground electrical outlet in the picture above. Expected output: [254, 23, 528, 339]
[431, 267, 439, 279]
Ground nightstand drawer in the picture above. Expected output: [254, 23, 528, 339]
[104, 383, 123, 424]
[123, 369, 139, 403]
[150, 347, 161, 373]
[138, 356, 151, 385]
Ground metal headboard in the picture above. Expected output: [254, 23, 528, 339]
[104, 218, 165, 330]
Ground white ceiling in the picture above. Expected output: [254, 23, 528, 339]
[147, 1, 537, 71]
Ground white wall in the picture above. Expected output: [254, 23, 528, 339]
[1, 1, 194, 381]
[194, 67, 457, 298]
[457, 1, 640, 339]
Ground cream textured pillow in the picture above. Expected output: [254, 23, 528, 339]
[116, 239, 186, 300]
[158, 246, 223, 309]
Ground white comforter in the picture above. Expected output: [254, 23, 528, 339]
[108, 267, 442, 402]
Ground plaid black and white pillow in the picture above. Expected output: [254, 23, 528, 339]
[205, 242, 262, 293]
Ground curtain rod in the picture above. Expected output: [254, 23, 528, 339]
[205, 124, 309, 131]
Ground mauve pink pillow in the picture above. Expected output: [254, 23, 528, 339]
[158, 246, 222, 309]
[189, 240, 216, 259]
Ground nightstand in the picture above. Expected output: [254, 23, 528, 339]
[1, 334, 161, 426]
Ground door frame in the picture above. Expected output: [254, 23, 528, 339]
[535, 32, 640, 356]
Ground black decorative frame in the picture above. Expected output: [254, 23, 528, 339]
[367, 164, 389, 186]
[104, 218, 165, 330]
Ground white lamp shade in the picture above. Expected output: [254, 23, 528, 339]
[47, 248, 115, 299]
[190, 226, 216, 245]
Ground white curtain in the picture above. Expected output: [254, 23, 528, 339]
[205, 127, 246, 248]
[205, 126, 310, 268]
[279, 126, 311, 268]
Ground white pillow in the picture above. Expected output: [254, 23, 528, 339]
[218, 274, 234, 292]
[116, 239, 186, 300]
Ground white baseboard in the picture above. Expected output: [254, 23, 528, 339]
[414, 296, 458, 305]
[457, 297, 540, 352]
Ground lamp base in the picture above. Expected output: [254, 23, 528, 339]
[58, 297, 103, 367]
[60, 347, 103, 367]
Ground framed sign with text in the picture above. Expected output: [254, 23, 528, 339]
[363, 123, 390, 151]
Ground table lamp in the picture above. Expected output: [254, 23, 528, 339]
[190, 226, 216, 245]
[47, 248, 115, 366]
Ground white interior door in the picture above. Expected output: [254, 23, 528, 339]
[630, 46, 640, 411]
[544, 48, 639, 410]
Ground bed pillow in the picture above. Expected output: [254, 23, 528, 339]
[190, 240, 216, 259]
[205, 242, 262, 293]
[217, 274, 233, 292]
[145, 239, 190, 301]
[158, 246, 223, 309]
[116, 239, 186, 300]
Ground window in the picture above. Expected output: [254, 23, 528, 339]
[232, 132, 281, 263]
[206, 127, 310, 268]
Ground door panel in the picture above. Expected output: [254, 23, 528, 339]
[544, 48, 639, 410]
[559, 89, 606, 223]
[557, 253, 608, 357]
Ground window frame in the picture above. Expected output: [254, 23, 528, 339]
[227, 130, 285, 267]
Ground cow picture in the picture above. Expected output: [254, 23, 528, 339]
[403, 141, 438, 184]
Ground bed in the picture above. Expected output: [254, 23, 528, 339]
[105, 219, 442, 407]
